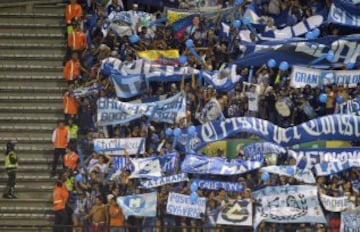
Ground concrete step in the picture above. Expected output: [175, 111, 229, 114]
[0, 198, 51, 208]
[33, 5, 66, 15]
[0, 105, 62, 113]
[0, 74, 63, 81]
[0, 64, 62, 72]
[0, 190, 52, 199]
[0, 157, 52, 164]
[0, 206, 52, 214]
[0, 33, 64, 44]
[0, 80, 66, 89]
[0, 85, 65, 93]
[0, 56, 63, 66]
[0, 95, 63, 103]
[0, 23, 64, 34]
[0, 12, 63, 24]
[0, 43, 65, 55]
[0, 176, 57, 186]
[0, 124, 54, 132]
[0, 115, 63, 123]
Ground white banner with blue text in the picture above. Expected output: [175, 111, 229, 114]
[340, 207, 360, 232]
[166, 192, 206, 219]
[93, 138, 145, 155]
[320, 193, 353, 212]
[260, 165, 316, 184]
[197, 179, 245, 192]
[141, 173, 189, 189]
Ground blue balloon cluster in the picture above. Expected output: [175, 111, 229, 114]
[190, 181, 199, 203]
[178, 55, 187, 64]
[233, 20, 241, 29]
[261, 172, 270, 181]
[286, 166, 295, 175]
[165, 128, 173, 136]
[75, 174, 82, 183]
[129, 34, 139, 44]
[187, 125, 196, 135]
[267, 59, 276, 68]
[185, 39, 194, 48]
[326, 52, 334, 62]
[336, 95, 343, 104]
[279, 61, 289, 71]
[241, 17, 250, 26]
[173, 128, 182, 137]
[319, 93, 327, 103]
[347, 62, 355, 69]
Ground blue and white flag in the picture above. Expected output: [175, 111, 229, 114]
[166, 192, 206, 219]
[290, 65, 360, 88]
[260, 165, 316, 184]
[290, 148, 360, 169]
[201, 65, 242, 91]
[181, 154, 262, 175]
[339, 98, 360, 114]
[129, 157, 161, 179]
[314, 160, 360, 176]
[197, 179, 245, 192]
[242, 142, 286, 161]
[110, 70, 148, 98]
[117, 192, 157, 219]
[216, 199, 253, 226]
[141, 173, 189, 189]
[178, 115, 360, 152]
[252, 185, 326, 229]
[320, 193, 353, 212]
[93, 137, 145, 155]
[97, 91, 186, 126]
[340, 207, 360, 232]
[235, 35, 360, 67]
[329, 0, 360, 27]
[70, 84, 102, 98]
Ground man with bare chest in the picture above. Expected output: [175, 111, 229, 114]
[86, 196, 108, 232]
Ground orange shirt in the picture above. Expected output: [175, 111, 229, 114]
[63, 92, 78, 115]
[63, 59, 80, 81]
[68, 31, 87, 51]
[52, 128, 69, 148]
[53, 184, 69, 211]
[65, 3, 83, 24]
[109, 204, 125, 227]
[63, 152, 79, 170]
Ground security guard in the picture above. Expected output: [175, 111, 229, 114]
[3, 142, 18, 199]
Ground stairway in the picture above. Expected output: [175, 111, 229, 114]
[0, 1, 66, 231]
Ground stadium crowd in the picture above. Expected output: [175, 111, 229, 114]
[51, 0, 360, 231]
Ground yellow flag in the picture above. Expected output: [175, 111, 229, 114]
[166, 10, 191, 26]
[137, 50, 180, 61]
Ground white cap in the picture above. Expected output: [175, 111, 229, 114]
[107, 194, 114, 202]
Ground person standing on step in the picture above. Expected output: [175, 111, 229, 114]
[52, 120, 70, 177]
[53, 180, 69, 232]
[3, 141, 18, 199]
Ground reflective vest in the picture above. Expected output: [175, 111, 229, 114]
[65, 125, 79, 140]
[5, 151, 17, 169]
[68, 31, 87, 51]
[63, 152, 79, 171]
[53, 184, 69, 211]
[63, 92, 78, 115]
[63, 59, 80, 81]
[65, 3, 83, 24]
[53, 128, 69, 148]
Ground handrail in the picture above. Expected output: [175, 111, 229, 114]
[0, 0, 63, 9]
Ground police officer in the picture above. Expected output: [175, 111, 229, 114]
[3, 141, 18, 199]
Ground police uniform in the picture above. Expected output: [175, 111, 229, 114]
[3, 142, 18, 199]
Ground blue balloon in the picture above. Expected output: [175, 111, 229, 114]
[165, 128, 173, 136]
[267, 59, 276, 68]
[185, 39, 194, 48]
[173, 128, 182, 137]
[190, 192, 198, 203]
[312, 28, 320, 38]
[305, 31, 314, 40]
[235, 0, 243, 5]
[319, 93, 327, 103]
[75, 174, 82, 183]
[279, 61, 289, 71]
[336, 95, 343, 104]
[347, 62, 355, 69]
[94, 145, 102, 153]
[187, 125, 196, 135]
[286, 166, 295, 175]
[178, 55, 187, 64]
[326, 52, 334, 62]
[261, 172, 270, 181]
[232, 20, 241, 29]
[129, 34, 139, 44]
[190, 182, 198, 192]
[241, 17, 250, 25]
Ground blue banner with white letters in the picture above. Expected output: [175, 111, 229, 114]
[314, 160, 360, 176]
[97, 92, 186, 125]
[110, 70, 148, 98]
[329, 0, 360, 27]
[141, 173, 189, 189]
[178, 115, 360, 152]
[197, 179, 245, 192]
[181, 154, 262, 175]
[117, 192, 157, 219]
[242, 142, 287, 161]
[339, 98, 360, 114]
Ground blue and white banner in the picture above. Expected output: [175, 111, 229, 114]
[129, 157, 161, 179]
[260, 165, 316, 184]
[290, 148, 360, 169]
[341, 207, 360, 232]
[242, 142, 287, 161]
[252, 185, 326, 229]
[70, 84, 102, 98]
[97, 92, 186, 126]
[141, 173, 189, 189]
[201, 65, 242, 91]
[181, 154, 262, 175]
[110, 69, 148, 98]
[113, 153, 178, 174]
[290, 65, 360, 88]
[339, 98, 360, 114]
[329, 0, 360, 27]
[235, 35, 360, 67]
[216, 199, 253, 226]
[178, 115, 360, 152]
[320, 193, 352, 212]
[166, 192, 207, 219]
[117, 192, 157, 219]
[93, 138, 145, 155]
[314, 160, 360, 176]
[197, 179, 245, 193]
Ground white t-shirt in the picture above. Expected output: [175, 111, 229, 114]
[246, 92, 259, 112]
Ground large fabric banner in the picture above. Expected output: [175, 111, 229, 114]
[97, 92, 186, 126]
[341, 208, 360, 232]
[201, 65, 242, 91]
[117, 192, 157, 219]
[242, 142, 286, 161]
[70, 84, 102, 98]
[129, 157, 161, 179]
[235, 35, 360, 67]
[260, 165, 316, 184]
[290, 147, 360, 169]
[329, 0, 360, 27]
[290, 65, 360, 88]
[216, 199, 253, 226]
[137, 49, 179, 61]
[178, 115, 360, 152]
[110, 70, 148, 98]
[320, 193, 351, 212]
[252, 185, 326, 229]
[181, 154, 262, 175]
[93, 138, 145, 155]
[314, 160, 360, 176]
[166, 192, 206, 219]
[197, 179, 245, 192]
[141, 173, 189, 189]
[339, 98, 360, 114]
